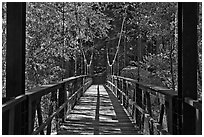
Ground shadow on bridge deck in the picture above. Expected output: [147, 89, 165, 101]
[58, 85, 140, 135]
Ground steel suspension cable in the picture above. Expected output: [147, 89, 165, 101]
[74, 3, 87, 67]
[87, 50, 93, 67]
[107, 5, 128, 67]
[75, 3, 96, 75]
[86, 32, 94, 67]
[86, 40, 94, 75]
[83, 17, 94, 68]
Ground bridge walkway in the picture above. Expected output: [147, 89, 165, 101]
[58, 85, 140, 135]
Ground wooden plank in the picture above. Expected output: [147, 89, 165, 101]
[107, 80, 146, 114]
[104, 85, 141, 135]
[108, 77, 173, 135]
[58, 85, 140, 135]
[32, 80, 92, 135]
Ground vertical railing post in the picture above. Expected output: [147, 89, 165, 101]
[67, 82, 72, 114]
[116, 78, 120, 100]
[58, 83, 66, 122]
[111, 75, 114, 92]
[125, 82, 128, 109]
[132, 83, 136, 123]
[74, 79, 78, 107]
[165, 95, 178, 134]
[46, 103, 53, 135]
[116, 78, 119, 97]
[36, 98, 44, 135]
[79, 77, 83, 99]
[28, 100, 37, 134]
[47, 91, 57, 135]
[82, 77, 85, 94]
[125, 80, 128, 108]
[146, 92, 152, 118]
[146, 92, 153, 134]
[135, 83, 142, 129]
[121, 80, 125, 105]
[121, 79, 124, 104]
[114, 77, 117, 95]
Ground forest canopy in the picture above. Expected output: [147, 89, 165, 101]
[2, 2, 202, 99]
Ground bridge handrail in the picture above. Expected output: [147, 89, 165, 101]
[113, 75, 177, 97]
[2, 75, 92, 135]
[32, 81, 89, 135]
[2, 75, 86, 112]
[107, 75, 202, 135]
[112, 75, 202, 110]
[106, 75, 178, 135]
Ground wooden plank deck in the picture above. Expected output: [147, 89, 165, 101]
[58, 85, 140, 135]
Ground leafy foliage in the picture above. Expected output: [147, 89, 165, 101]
[197, 3, 202, 99]
[103, 2, 178, 90]
[2, 2, 7, 97]
[2, 2, 201, 99]
[25, 2, 111, 89]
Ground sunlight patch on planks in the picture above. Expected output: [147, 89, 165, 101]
[58, 85, 139, 135]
